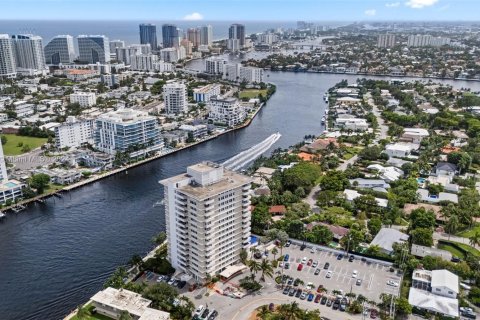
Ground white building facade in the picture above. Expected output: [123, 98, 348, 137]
[160, 162, 252, 282]
[163, 82, 188, 114]
[208, 96, 246, 127]
[0, 34, 17, 78]
[54, 116, 94, 149]
[70, 92, 96, 107]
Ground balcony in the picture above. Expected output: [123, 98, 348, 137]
[204, 198, 214, 206]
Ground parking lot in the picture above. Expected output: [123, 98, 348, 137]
[279, 242, 402, 302]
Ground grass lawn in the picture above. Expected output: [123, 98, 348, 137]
[239, 89, 268, 99]
[45, 184, 65, 193]
[1, 134, 47, 156]
[457, 224, 480, 238]
[438, 240, 480, 260]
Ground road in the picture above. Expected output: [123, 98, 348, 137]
[366, 93, 388, 143]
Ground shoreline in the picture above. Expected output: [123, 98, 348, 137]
[1, 102, 266, 216]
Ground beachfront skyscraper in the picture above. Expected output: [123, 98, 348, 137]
[139, 23, 158, 51]
[11, 34, 46, 73]
[0, 34, 17, 78]
[187, 28, 201, 48]
[160, 162, 252, 282]
[200, 25, 213, 46]
[77, 35, 110, 64]
[44, 35, 75, 65]
[162, 24, 179, 48]
[228, 24, 245, 48]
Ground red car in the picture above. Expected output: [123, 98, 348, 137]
[370, 310, 378, 319]
[307, 259, 313, 266]
[314, 294, 322, 303]
[297, 263, 303, 271]
[317, 284, 324, 293]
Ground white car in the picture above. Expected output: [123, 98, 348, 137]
[167, 278, 175, 285]
[195, 305, 205, 315]
[301, 257, 307, 264]
[352, 270, 358, 278]
[310, 247, 315, 254]
[326, 271, 333, 278]
[279, 262, 284, 268]
[387, 280, 399, 287]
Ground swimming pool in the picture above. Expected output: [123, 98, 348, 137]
[417, 177, 426, 184]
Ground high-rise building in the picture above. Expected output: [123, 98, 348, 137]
[0, 34, 17, 78]
[0, 137, 24, 203]
[187, 28, 201, 48]
[208, 96, 247, 127]
[160, 162, 252, 282]
[70, 92, 97, 107]
[130, 54, 158, 71]
[109, 40, 125, 53]
[115, 46, 140, 65]
[54, 116, 94, 149]
[377, 34, 396, 48]
[139, 24, 158, 51]
[44, 35, 75, 65]
[162, 24, 180, 48]
[94, 108, 163, 155]
[229, 24, 245, 48]
[223, 63, 263, 83]
[160, 47, 185, 63]
[11, 34, 46, 72]
[204, 57, 226, 75]
[407, 34, 433, 47]
[200, 25, 213, 46]
[77, 35, 110, 64]
[163, 82, 188, 114]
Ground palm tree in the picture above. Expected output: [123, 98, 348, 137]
[257, 305, 270, 320]
[271, 247, 278, 262]
[259, 259, 274, 282]
[248, 260, 261, 279]
[445, 215, 459, 240]
[76, 306, 90, 320]
[277, 302, 303, 320]
[469, 231, 480, 247]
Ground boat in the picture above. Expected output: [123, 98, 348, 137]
[325, 109, 328, 115]
[321, 117, 325, 124]
[0, 212, 5, 219]
[153, 199, 165, 207]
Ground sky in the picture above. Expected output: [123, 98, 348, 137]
[0, 0, 477, 21]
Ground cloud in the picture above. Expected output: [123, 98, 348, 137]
[405, 0, 439, 9]
[385, 2, 401, 7]
[183, 12, 203, 21]
[364, 9, 377, 16]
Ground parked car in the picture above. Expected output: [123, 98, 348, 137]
[254, 252, 262, 259]
[314, 268, 321, 275]
[289, 288, 296, 296]
[307, 259, 313, 266]
[386, 280, 399, 287]
[286, 240, 291, 247]
[283, 287, 290, 295]
[195, 305, 205, 315]
[208, 310, 218, 320]
[284, 254, 290, 261]
[326, 271, 333, 278]
[370, 309, 378, 319]
[297, 263, 303, 271]
[301, 257, 307, 264]
[177, 280, 186, 289]
[321, 296, 328, 305]
[269, 303, 275, 311]
[349, 255, 355, 262]
[287, 278, 294, 286]
[326, 299, 333, 307]
[310, 247, 315, 254]
[284, 262, 290, 269]
[314, 294, 322, 303]
[300, 244, 306, 251]
[356, 278, 362, 286]
[337, 254, 343, 260]
[295, 290, 302, 298]
[167, 278, 176, 285]
[324, 262, 330, 270]
[312, 261, 318, 268]
[201, 308, 210, 319]
[352, 270, 358, 278]
[317, 284, 324, 293]
[340, 303, 346, 311]
[451, 256, 461, 263]
[300, 292, 307, 300]
[307, 293, 314, 301]
[332, 301, 340, 310]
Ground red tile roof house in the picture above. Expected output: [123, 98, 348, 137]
[306, 222, 349, 241]
[268, 205, 287, 216]
[299, 138, 339, 154]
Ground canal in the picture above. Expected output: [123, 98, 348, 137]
[1, 68, 479, 320]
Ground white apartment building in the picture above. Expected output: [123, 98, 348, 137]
[160, 47, 186, 63]
[204, 57, 225, 75]
[130, 54, 158, 71]
[377, 34, 396, 48]
[223, 63, 263, 83]
[94, 108, 163, 156]
[193, 84, 221, 102]
[154, 61, 174, 73]
[70, 92, 96, 107]
[160, 162, 252, 282]
[227, 39, 241, 51]
[407, 34, 432, 47]
[258, 33, 278, 45]
[163, 82, 188, 114]
[11, 34, 47, 74]
[0, 34, 17, 78]
[12, 101, 35, 118]
[0, 142, 24, 204]
[208, 96, 247, 127]
[54, 116, 94, 149]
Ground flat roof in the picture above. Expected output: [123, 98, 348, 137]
[408, 287, 459, 317]
[91, 287, 151, 317]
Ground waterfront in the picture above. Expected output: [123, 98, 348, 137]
[2, 69, 480, 319]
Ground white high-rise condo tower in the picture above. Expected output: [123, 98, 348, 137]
[11, 34, 46, 73]
[0, 34, 17, 78]
[44, 35, 75, 65]
[160, 162, 252, 282]
[163, 82, 188, 114]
